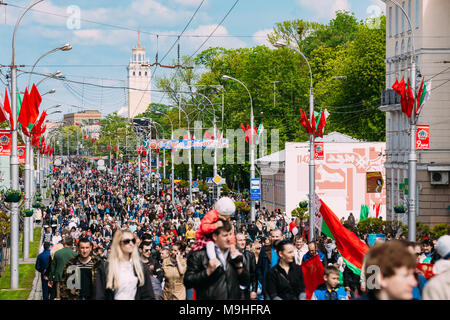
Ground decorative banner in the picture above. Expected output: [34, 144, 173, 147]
[147, 139, 229, 150]
[0, 130, 11, 156]
[18, 145, 26, 164]
[366, 171, 384, 193]
[141, 159, 148, 168]
[416, 124, 429, 150]
[314, 142, 324, 160]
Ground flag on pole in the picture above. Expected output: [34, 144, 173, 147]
[301, 254, 325, 300]
[256, 123, 264, 145]
[405, 80, 415, 118]
[3, 89, 13, 128]
[416, 78, 431, 115]
[359, 204, 369, 221]
[313, 193, 369, 276]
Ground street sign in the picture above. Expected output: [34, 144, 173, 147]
[206, 177, 215, 185]
[251, 193, 261, 200]
[192, 181, 199, 188]
[192, 188, 199, 192]
[250, 178, 261, 194]
[141, 159, 149, 168]
[314, 142, 324, 160]
[213, 175, 223, 185]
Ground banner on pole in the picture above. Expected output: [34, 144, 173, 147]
[148, 139, 229, 150]
[0, 130, 11, 156]
[314, 142, 324, 160]
[18, 145, 26, 164]
[416, 125, 429, 150]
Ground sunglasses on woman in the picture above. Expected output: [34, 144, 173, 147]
[121, 238, 136, 245]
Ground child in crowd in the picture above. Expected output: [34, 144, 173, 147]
[191, 197, 236, 264]
[311, 266, 350, 300]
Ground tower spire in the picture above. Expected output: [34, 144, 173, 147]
[137, 29, 141, 48]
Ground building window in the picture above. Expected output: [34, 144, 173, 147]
[408, 0, 412, 31]
[407, 38, 411, 53]
[416, 0, 420, 28]
[133, 71, 135, 76]
[388, 63, 392, 87]
[402, 1, 405, 33]
[395, 41, 399, 56]
[389, 7, 393, 37]
[395, 6, 399, 35]
[401, 39, 405, 55]
[145, 71, 147, 76]
[139, 71, 141, 76]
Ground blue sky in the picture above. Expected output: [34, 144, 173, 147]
[0, 0, 385, 120]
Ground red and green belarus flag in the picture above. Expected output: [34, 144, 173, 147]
[313, 193, 369, 276]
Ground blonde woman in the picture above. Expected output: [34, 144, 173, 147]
[95, 229, 155, 300]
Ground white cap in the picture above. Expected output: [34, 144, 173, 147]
[215, 197, 236, 216]
[436, 235, 450, 259]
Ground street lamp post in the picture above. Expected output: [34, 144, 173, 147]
[9, 0, 44, 289]
[384, 0, 417, 241]
[221, 75, 255, 223]
[154, 111, 175, 203]
[178, 107, 193, 203]
[274, 41, 315, 241]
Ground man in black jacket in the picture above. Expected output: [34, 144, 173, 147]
[184, 220, 250, 300]
[236, 232, 257, 300]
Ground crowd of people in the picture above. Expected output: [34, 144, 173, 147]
[34, 157, 450, 300]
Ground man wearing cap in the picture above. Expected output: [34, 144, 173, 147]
[423, 235, 450, 300]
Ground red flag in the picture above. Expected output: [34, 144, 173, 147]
[317, 197, 369, 272]
[29, 84, 42, 117]
[310, 111, 316, 135]
[204, 130, 210, 139]
[375, 203, 381, 218]
[18, 88, 32, 136]
[84, 135, 87, 140]
[114, 144, 118, 151]
[240, 123, 249, 143]
[406, 82, 415, 118]
[3, 89, 13, 128]
[31, 111, 47, 135]
[399, 78, 407, 115]
[301, 255, 325, 300]
[0, 100, 7, 123]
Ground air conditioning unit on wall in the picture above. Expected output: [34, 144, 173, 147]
[430, 171, 449, 185]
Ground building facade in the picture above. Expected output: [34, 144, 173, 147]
[257, 133, 386, 220]
[127, 31, 151, 119]
[380, 0, 450, 226]
[63, 110, 102, 125]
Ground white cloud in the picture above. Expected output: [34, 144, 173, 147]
[253, 29, 273, 47]
[370, 0, 386, 13]
[296, 0, 351, 19]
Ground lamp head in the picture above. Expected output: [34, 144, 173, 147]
[221, 75, 232, 81]
[48, 89, 56, 94]
[274, 41, 287, 48]
[61, 43, 72, 51]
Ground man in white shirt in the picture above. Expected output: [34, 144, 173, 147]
[294, 236, 308, 266]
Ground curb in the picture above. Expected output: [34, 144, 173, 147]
[27, 226, 44, 300]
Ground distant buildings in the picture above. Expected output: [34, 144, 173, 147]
[256, 132, 386, 220]
[63, 110, 102, 126]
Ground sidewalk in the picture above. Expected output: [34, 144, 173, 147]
[28, 192, 52, 300]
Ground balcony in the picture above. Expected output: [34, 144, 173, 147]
[381, 89, 401, 106]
